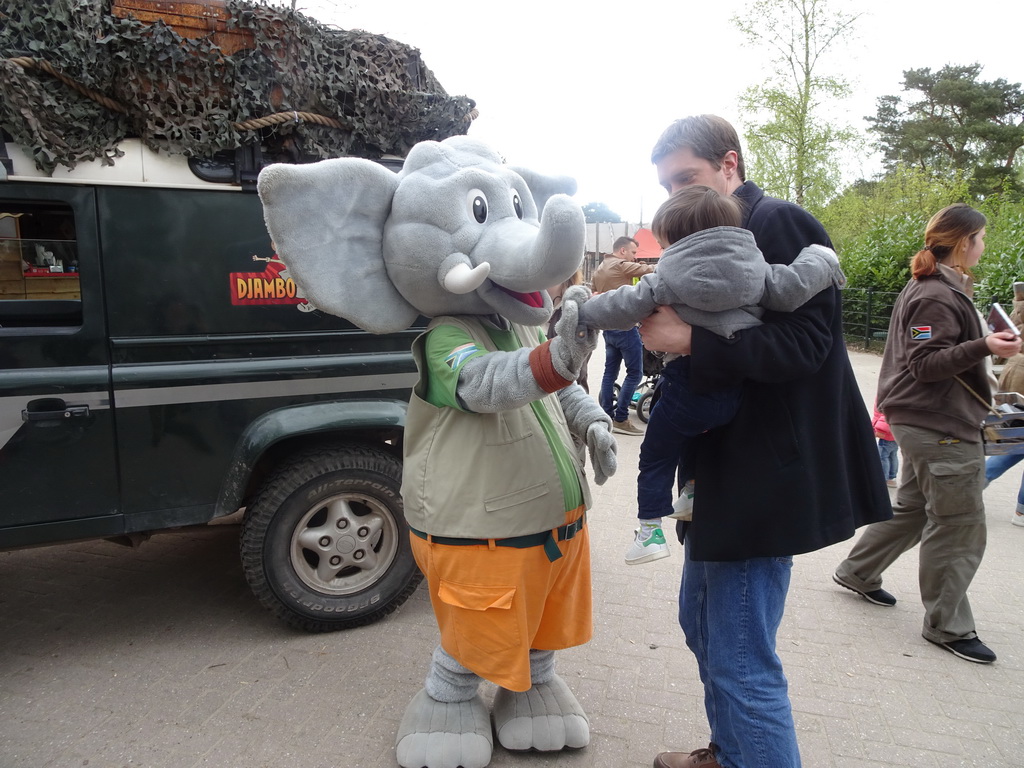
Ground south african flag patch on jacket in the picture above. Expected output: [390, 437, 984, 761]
[910, 326, 932, 340]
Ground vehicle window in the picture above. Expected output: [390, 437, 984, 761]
[0, 201, 82, 327]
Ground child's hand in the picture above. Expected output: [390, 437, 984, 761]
[804, 243, 846, 288]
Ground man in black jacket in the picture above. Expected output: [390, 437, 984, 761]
[639, 115, 892, 768]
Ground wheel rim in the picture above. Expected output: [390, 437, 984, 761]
[639, 393, 652, 421]
[289, 493, 399, 596]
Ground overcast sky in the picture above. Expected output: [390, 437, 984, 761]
[290, 0, 1022, 223]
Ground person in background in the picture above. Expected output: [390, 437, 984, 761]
[834, 203, 1021, 665]
[592, 236, 653, 435]
[872, 403, 899, 488]
[984, 280, 1024, 526]
[639, 114, 891, 768]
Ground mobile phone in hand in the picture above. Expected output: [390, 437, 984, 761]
[988, 302, 1021, 337]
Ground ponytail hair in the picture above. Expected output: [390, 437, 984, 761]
[911, 203, 987, 279]
[910, 245, 940, 279]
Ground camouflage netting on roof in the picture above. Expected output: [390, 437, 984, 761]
[0, 0, 477, 174]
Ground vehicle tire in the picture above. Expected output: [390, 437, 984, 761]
[636, 390, 654, 423]
[240, 443, 421, 632]
[611, 382, 620, 411]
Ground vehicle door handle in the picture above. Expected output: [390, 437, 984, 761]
[22, 398, 91, 422]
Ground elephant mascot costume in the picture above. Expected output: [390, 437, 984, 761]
[258, 136, 617, 768]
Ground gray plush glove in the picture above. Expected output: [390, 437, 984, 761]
[557, 383, 617, 485]
[585, 420, 617, 485]
[549, 285, 597, 380]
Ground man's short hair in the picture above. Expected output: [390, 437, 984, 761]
[652, 186, 743, 246]
[650, 115, 746, 182]
[611, 236, 638, 253]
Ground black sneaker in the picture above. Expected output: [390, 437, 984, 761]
[832, 572, 897, 606]
[924, 636, 997, 664]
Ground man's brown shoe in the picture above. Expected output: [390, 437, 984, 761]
[612, 418, 644, 435]
[653, 745, 723, 768]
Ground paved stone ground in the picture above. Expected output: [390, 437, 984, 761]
[2, 347, 1023, 768]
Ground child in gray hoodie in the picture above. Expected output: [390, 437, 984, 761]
[570, 185, 845, 564]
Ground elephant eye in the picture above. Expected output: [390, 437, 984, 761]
[468, 189, 488, 223]
[511, 191, 524, 219]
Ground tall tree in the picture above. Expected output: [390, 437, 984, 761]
[867, 64, 1024, 197]
[734, 0, 861, 211]
[582, 201, 623, 223]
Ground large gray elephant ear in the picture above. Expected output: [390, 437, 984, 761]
[509, 166, 578, 217]
[257, 159, 418, 334]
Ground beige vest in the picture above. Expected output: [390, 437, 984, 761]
[401, 315, 590, 538]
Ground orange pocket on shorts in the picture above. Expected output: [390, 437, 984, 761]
[437, 580, 521, 656]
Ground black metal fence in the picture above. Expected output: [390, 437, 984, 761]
[842, 288, 899, 351]
[843, 288, 999, 351]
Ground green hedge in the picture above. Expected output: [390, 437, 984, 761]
[817, 166, 1024, 306]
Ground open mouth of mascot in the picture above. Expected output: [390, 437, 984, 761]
[496, 284, 544, 308]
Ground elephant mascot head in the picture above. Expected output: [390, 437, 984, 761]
[256, 135, 586, 331]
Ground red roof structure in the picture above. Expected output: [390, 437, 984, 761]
[634, 228, 663, 262]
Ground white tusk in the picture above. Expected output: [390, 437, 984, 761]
[442, 260, 491, 294]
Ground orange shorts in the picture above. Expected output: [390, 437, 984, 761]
[410, 524, 592, 692]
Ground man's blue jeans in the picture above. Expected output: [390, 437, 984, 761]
[599, 328, 643, 422]
[986, 452, 1024, 506]
[679, 538, 801, 768]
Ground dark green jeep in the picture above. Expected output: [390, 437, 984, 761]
[0, 139, 423, 631]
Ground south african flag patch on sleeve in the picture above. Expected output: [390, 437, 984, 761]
[444, 343, 479, 369]
[910, 326, 932, 340]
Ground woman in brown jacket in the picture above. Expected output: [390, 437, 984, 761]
[834, 203, 1021, 664]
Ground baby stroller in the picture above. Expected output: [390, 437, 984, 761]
[612, 349, 664, 423]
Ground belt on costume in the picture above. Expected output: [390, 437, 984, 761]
[410, 512, 586, 562]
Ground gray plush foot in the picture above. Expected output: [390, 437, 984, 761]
[396, 688, 492, 768]
[491, 674, 590, 751]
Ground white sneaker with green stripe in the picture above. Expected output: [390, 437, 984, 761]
[624, 525, 670, 565]
[666, 480, 695, 521]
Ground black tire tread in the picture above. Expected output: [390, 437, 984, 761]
[636, 390, 653, 423]
[240, 443, 421, 632]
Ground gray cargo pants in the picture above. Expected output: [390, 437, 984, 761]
[835, 423, 987, 643]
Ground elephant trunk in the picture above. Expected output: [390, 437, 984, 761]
[474, 194, 586, 292]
